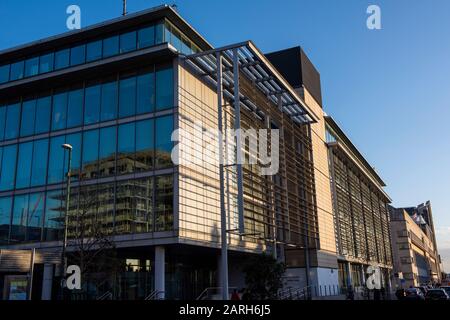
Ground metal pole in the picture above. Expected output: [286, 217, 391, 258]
[232, 48, 245, 236]
[60, 145, 72, 300]
[122, 0, 127, 16]
[28, 248, 35, 300]
[216, 52, 229, 300]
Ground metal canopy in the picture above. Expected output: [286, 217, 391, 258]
[183, 41, 318, 125]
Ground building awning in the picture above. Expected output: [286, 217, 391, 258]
[183, 41, 319, 125]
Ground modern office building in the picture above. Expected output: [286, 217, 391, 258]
[389, 202, 442, 287]
[0, 5, 332, 300]
[324, 116, 393, 293]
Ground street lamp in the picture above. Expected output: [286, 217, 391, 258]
[60, 143, 73, 300]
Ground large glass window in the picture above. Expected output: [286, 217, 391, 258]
[101, 79, 118, 121]
[86, 40, 102, 62]
[138, 26, 155, 49]
[119, 76, 136, 118]
[99, 126, 117, 177]
[82, 129, 99, 179]
[24, 57, 39, 77]
[44, 190, 63, 241]
[35, 96, 52, 134]
[137, 71, 155, 114]
[10, 61, 24, 81]
[39, 53, 54, 74]
[117, 122, 135, 174]
[47, 135, 65, 184]
[65, 133, 82, 181]
[0, 145, 17, 191]
[52, 91, 68, 131]
[120, 31, 137, 53]
[20, 99, 36, 137]
[67, 87, 84, 128]
[136, 119, 154, 171]
[27, 193, 45, 241]
[155, 22, 164, 44]
[16, 142, 33, 189]
[70, 44, 86, 66]
[155, 66, 173, 110]
[5, 103, 21, 140]
[155, 116, 173, 169]
[31, 139, 49, 187]
[155, 175, 173, 231]
[0, 64, 9, 84]
[55, 49, 70, 70]
[0, 197, 12, 244]
[84, 83, 101, 125]
[11, 194, 28, 242]
[103, 36, 119, 58]
[0, 107, 5, 140]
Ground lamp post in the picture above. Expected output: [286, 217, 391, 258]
[60, 143, 73, 300]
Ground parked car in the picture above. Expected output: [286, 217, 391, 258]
[395, 288, 406, 300]
[414, 286, 428, 295]
[405, 288, 425, 301]
[440, 286, 450, 296]
[425, 289, 449, 301]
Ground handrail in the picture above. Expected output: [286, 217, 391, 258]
[96, 291, 112, 300]
[196, 287, 237, 300]
[145, 290, 165, 300]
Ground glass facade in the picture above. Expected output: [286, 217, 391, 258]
[0, 65, 173, 142]
[0, 61, 175, 245]
[0, 19, 199, 86]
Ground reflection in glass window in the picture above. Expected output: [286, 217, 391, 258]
[155, 116, 173, 169]
[0, 64, 9, 84]
[25, 57, 39, 77]
[65, 133, 82, 181]
[134, 178, 153, 233]
[155, 22, 164, 44]
[44, 190, 63, 241]
[27, 193, 45, 241]
[67, 87, 84, 128]
[0, 107, 5, 140]
[52, 92, 68, 131]
[55, 49, 70, 70]
[138, 26, 155, 49]
[70, 44, 86, 66]
[156, 67, 173, 110]
[120, 31, 137, 53]
[84, 84, 101, 125]
[82, 129, 99, 179]
[103, 36, 119, 58]
[39, 53, 54, 73]
[16, 142, 33, 189]
[155, 175, 173, 231]
[10, 61, 24, 81]
[31, 139, 49, 187]
[137, 71, 155, 114]
[0, 197, 12, 244]
[86, 40, 102, 62]
[0, 145, 17, 191]
[99, 126, 117, 177]
[20, 99, 36, 137]
[11, 194, 29, 242]
[136, 119, 154, 171]
[35, 96, 52, 134]
[119, 76, 136, 118]
[101, 80, 118, 121]
[5, 103, 21, 140]
[117, 122, 135, 174]
[47, 135, 65, 184]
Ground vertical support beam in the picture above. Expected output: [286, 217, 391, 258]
[345, 262, 353, 288]
[155, 246, 165, 299]
[216, 52, 229, 300]
[28, 248, 35, 300]
[41, 264, 54, 300]
[233, 48, 245, 236]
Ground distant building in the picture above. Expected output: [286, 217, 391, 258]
[389, 202, 442, 288]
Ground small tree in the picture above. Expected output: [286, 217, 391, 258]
[243, 253, 286, 300]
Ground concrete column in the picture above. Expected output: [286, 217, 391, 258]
[155, 246, 165, 299]
[41, 264, 54, 300]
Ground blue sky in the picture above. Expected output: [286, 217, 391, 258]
[1, 0, 449, 271]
